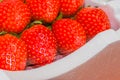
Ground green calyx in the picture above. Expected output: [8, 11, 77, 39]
[30, 20, 43, 26]
[47, 25, 52, 30]
[56, 12, 63, 20]
[25, 20, 43, 29]
[10, 32, 21, 38]
[0, 31, 20, 38]
[86, 5, 98, 8]
[0, 31, 7, 35]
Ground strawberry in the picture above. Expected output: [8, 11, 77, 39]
[20, 0, 24, 2]
[20, 24, 57, 65]
[60, 0, 84, 17]
[0, 34, 27, 71]
[26, 0, 60, 23]
[0, 0, 31, 33]
[52, 19, 86, 55]
[2, 0, 24, 2]
[75, 7, 110, 40]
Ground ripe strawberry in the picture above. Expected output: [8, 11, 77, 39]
[76, 7, 110, 40]
[20, 0, 24, 2]
[26, 0, 60, 23]
[0, 0, 31, 33]
[2, 0, 24, 2]
[0, 34, 27, 71]
[52, 19, 86, 55]
[60, 0, 84, 17]
[20, 24, 57, 65]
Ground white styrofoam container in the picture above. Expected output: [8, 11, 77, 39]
[1, 0, 120, 80]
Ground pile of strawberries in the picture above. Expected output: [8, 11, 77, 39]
[0, 0, 110, 71]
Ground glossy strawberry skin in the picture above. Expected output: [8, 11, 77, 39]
[76, 7, 110, 40]
[26, 0, 60, 23]
[60, 0, 84, 17]
[0, 0, 31, 33]
[52, 19, 86, 55]
[0, 34, 27, 71]
[21, 25, 57, 65]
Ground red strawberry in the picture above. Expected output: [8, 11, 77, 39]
[76, 7, 110, 40]
[0, 34, 27, 71]
[0, 0, 31, 33]
[60, 0, 84, 17]
[52, 19, 86, 55]
[21, 24, 57, 65]
[20, 0, 24, 2]
[2, 0, 24, 2]
[26, 0, 60, 23]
